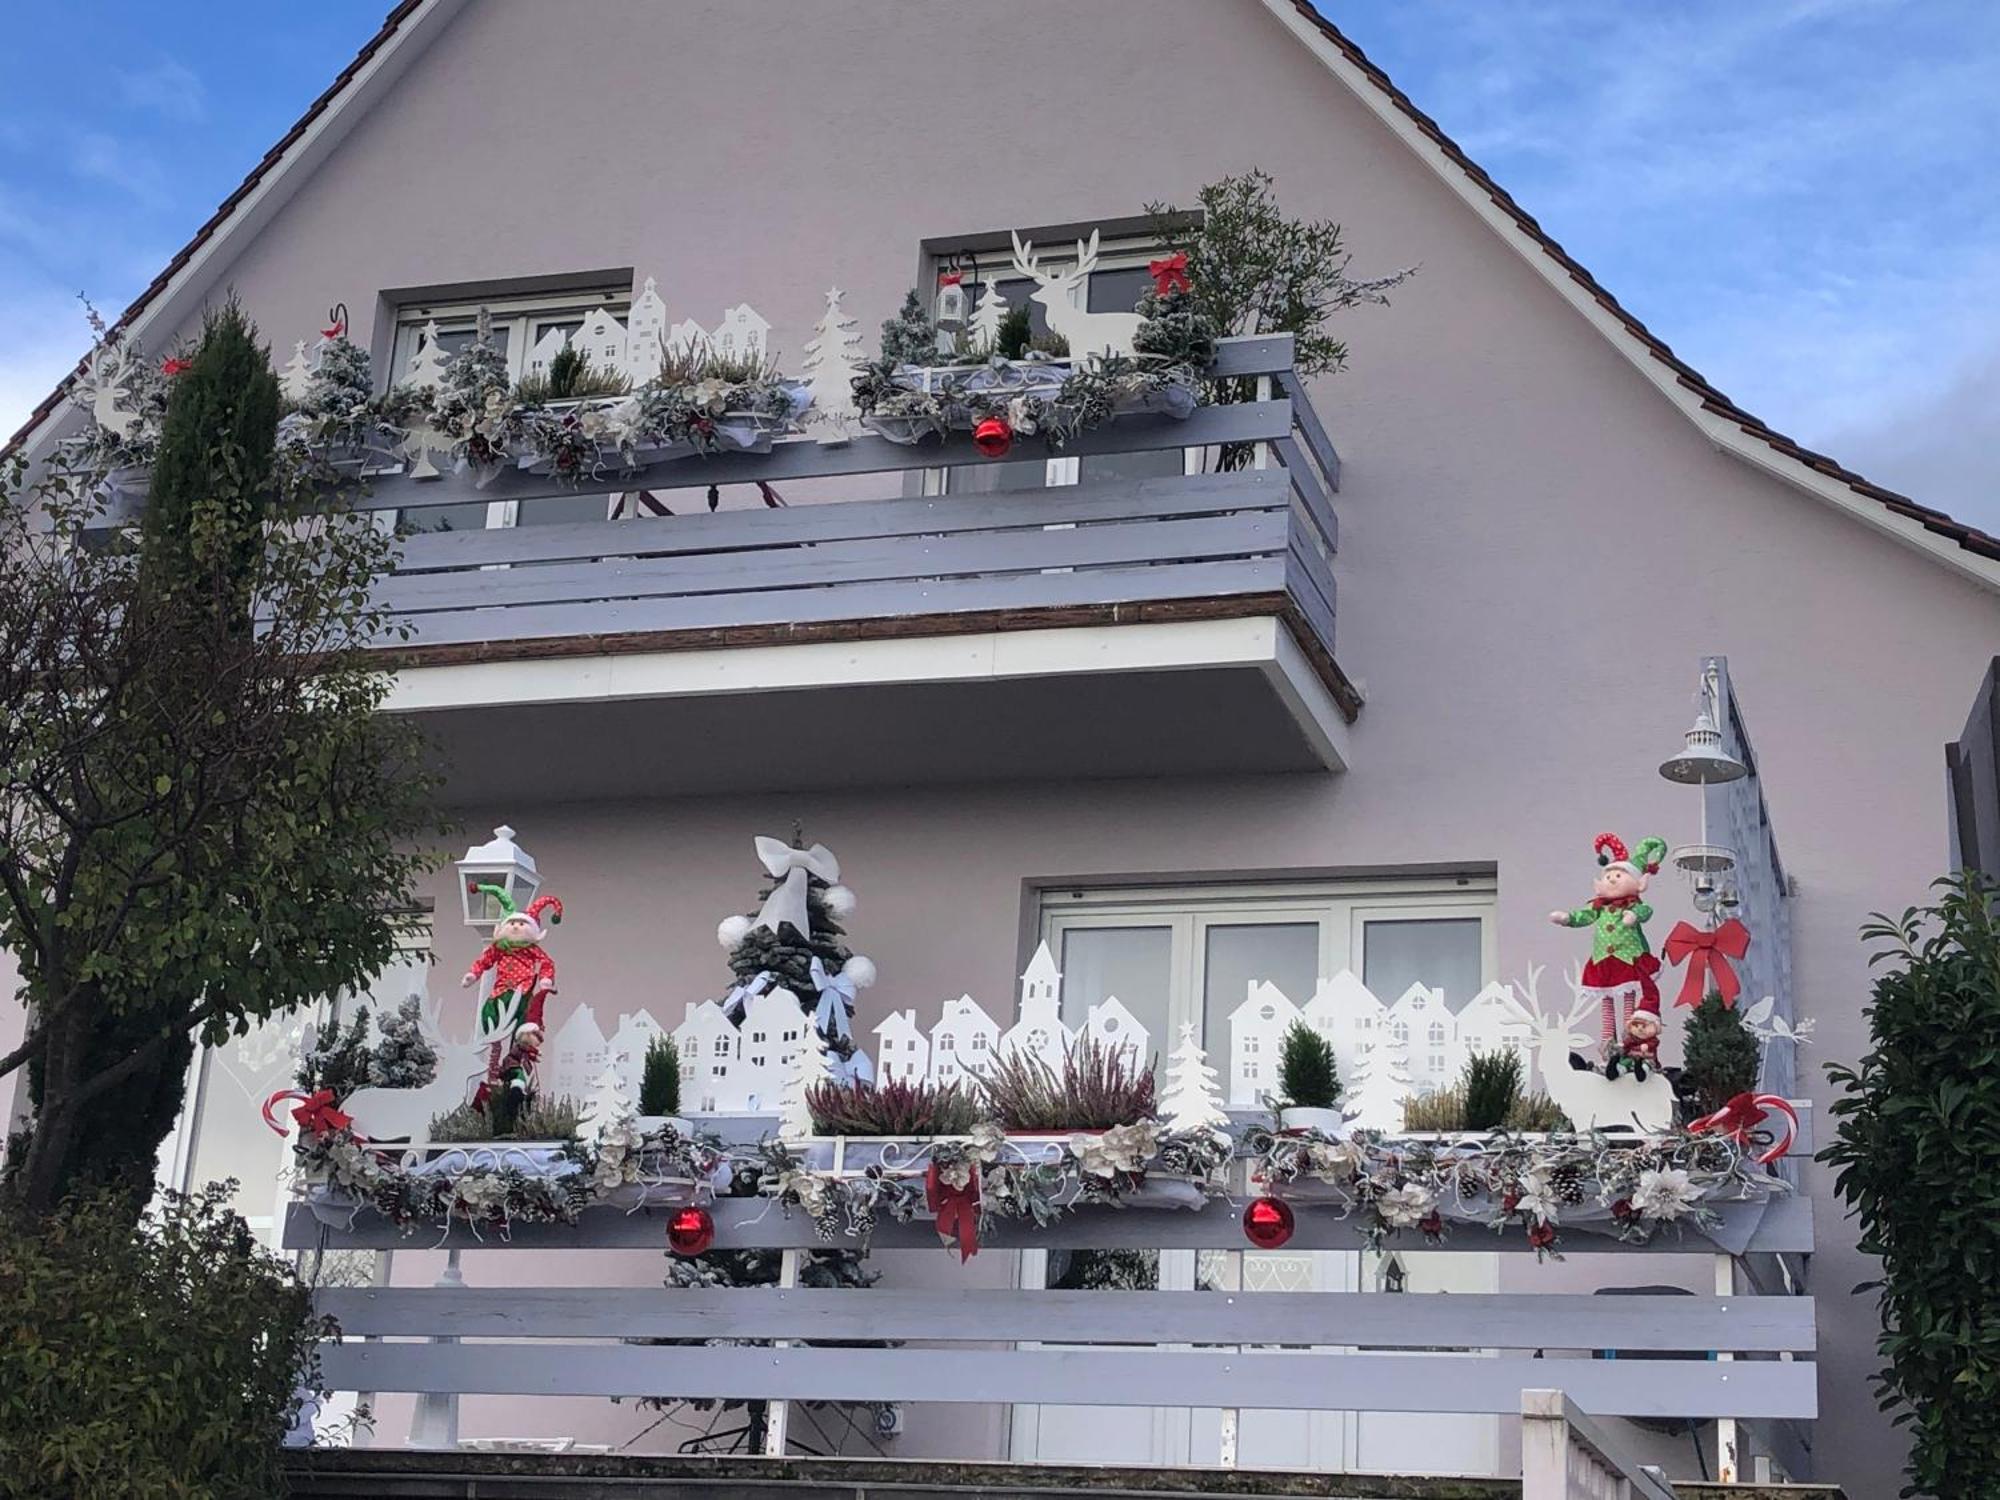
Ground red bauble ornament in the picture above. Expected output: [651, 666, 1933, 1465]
[1242, 1195, 1295, 1250]
[667, 1205, 715, 1257]
[972, 416, 1013, 459]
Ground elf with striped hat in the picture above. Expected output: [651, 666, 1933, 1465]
[462, 888, 563, 1108]
[1549, 833, 1668, 1060]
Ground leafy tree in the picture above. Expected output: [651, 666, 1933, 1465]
[1680, 991, 1760, 1115]
[1822, 873, 2000, 1497]
[1277, 1020, 1340, 1109]
[0, 1183, 332, 1497]
[1145, 168, 1413, 378]
[0, 303, 443, 1217]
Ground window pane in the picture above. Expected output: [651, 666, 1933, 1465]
[1202, 923, 1318, 1054]
[1363, 918, 1482, 1010]
[1086, 266, 1152, 316]
[947, 458, 1050, 494]
[1078, 446, 1183, 485]
[517, 493, 613, 526]
[1058, 926, 1171, 1068]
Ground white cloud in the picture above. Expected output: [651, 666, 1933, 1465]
[70, 133, 169, 207]
[112, 58, 206, 123]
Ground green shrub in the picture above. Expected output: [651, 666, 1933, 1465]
[0, 1184, 331, 1498]
[640, 1035, 681, 1117]
[1461, 1048, 1524, 1130]
[1277, 1020, 1340, 1109]
[1823, 874, 2000, 1497]
[1680, 991, 1760, 1115]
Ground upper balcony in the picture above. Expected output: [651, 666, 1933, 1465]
[345, 335, 1349, 801]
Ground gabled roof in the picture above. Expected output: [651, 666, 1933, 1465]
[12, 0, 1995, 585]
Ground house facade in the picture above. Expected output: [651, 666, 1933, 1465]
[5, 2, 1999, 1493]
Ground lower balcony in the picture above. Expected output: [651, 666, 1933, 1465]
[362, 336, 1350, 799]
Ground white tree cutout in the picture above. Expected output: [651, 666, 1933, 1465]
[968, 277, 1009, 354]
[280, 340, 315, 404]
[578, 1059, 635, 1140]
[778, 1037, 833, 1141]
[800, 286, 866, 440]
[1349, 1033, 1415, 1131]
[402, 321, 447, 390]
[1161, 1023, 1229, 1137]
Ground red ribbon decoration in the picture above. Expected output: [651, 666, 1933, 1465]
[1148, 252, 1191, 296]
[1689, 1091, 1796, 1165]
[264, 1087, 356, 1139]
[160, 356, 191, 378]
[936, 270, 964, 287]
[1663, 917, 1751, 1008]
[924, 1161, 981, 1261]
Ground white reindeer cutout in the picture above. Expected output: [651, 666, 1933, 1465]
[342, 992, 506, 1143]
[1009, 229, 1143, 360]
[1517, 964, 1675, 1134]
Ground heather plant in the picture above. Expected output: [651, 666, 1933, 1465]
[981, 1036, 1156, 1131]
[807, 1076, 981, 1136]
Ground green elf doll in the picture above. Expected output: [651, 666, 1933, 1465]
[1547, 833, 1668, 1064]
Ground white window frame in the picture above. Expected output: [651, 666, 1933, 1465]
[389, 285, 634, 393]
[1035, 876, 1497, 1044]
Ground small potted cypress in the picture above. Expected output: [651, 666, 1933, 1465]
[1275, 1021, 1345, 1133]
[637, 1034, 689, 1134]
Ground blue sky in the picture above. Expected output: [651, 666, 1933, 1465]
[2, 2, 1995, 523]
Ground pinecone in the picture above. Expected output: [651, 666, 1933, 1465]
[1550, 1163, 1589, 1206]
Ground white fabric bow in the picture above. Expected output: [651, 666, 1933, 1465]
[752, 836, 841, 938]
[810, 956, 856, 1041]
[721, 969, 776, 1024]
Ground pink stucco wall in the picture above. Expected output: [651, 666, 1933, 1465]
[8, 1, 1993, 1489]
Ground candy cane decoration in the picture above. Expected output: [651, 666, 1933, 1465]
[1689, 1091, 1797, 1166]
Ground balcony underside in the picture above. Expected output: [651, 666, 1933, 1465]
[393, 611, 1347, 802]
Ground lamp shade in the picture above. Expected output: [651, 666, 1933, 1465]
[454, 825, 541, 928]
[1659, 711, 1748, 785]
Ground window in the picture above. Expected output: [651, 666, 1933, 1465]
[389, 284, 633, 393]
[1038, 877, 1496, 1067]
[971, 1033, 988, 1051]
[939, 1034, 956, 1052]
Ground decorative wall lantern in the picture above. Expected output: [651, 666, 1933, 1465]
[455, 824, 541, 929]
[1659, 663, 1748, 914]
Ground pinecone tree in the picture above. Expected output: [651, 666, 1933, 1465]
[1680, 991, 1761, 1115]
[719, 831, 872, 1055]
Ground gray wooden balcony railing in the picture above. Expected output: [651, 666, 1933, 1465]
[283, 1115, 1817, 1473]
[348, 336, 1359, 720]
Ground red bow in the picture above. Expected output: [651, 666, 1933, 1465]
[1590, 894, 1643, 911]
[293, 1089, 353, 1137]
[1663, 918, 1751, 1008]
[925, 1161, 981, 1261]
[160, 356, 191, 377]
[1148, 252, 1191, 296]
[936, 271, 964, 287]
[1689, 1091, 1796, 1165]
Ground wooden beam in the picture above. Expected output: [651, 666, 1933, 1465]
[317, 1341, 1817, 1420]
[316, 1285, 1815, 1353]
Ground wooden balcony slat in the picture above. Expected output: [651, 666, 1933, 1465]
[340, 399, 1293, 513]
[395, 469, 1285, 572]
[1273, 368, 1343, 493]
[389, 555, 1290, 649]
[1207, 333, 1298, 378]
[285, 1190, 1810, 1254]
[1275, 435, 1338, 557]
[316, 1341, 1817, 1420]
[1286, 536, 1340, 653]
[316, 1285, 1815, 1353]
[380, 512, 1289, 616]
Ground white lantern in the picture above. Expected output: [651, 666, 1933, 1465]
[455, 824, 541, 929]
